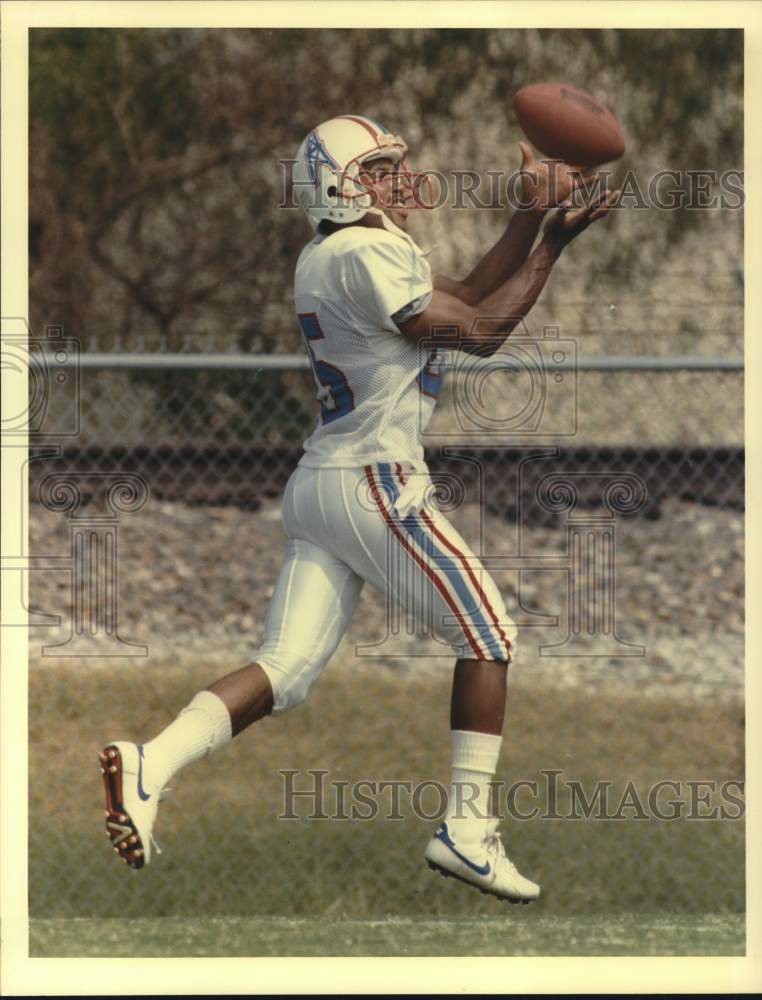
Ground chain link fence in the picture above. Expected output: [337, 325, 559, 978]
[26, 342, 744, 925]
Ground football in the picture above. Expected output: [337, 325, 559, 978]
[512, 82, 625, 166]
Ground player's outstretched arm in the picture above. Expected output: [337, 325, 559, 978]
[400, 183, 619, 358]
[433, 208, 544, 306]
[402, 240, 562, 357]
[434, 144, 596, 306]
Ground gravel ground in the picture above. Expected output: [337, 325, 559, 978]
[29, 493, 744, 702]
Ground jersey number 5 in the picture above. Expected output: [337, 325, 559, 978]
[297, 313, 355, 424]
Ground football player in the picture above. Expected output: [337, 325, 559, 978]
[100, 115, 618, 902]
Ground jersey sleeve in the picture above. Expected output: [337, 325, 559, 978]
[347, 236, 433, 333]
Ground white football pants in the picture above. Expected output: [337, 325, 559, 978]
[255, 462, 516, 714]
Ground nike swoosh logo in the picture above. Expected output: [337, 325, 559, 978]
[435, 823, 491, 877]
[137, 745, 151, 802]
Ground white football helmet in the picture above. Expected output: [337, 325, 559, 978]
[293, 115, 411, 234]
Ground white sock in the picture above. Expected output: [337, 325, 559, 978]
[142, 690, 232, 789]
[445, 729, 502, 840]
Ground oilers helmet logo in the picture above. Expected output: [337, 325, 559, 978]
[305, 131, 339, 183]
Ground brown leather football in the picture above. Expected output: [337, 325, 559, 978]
[513, 82, 625, 166]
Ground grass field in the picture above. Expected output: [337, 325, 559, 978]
[28, 657, 745, 956]
[30, 913, 745, 957]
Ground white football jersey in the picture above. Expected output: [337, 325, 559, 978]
[293, 225, 443, 469]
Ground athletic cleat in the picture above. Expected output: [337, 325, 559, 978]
[99, 741, 165, 870]
[424, 820, 541, 903]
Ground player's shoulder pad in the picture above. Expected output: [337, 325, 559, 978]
[330, 224, 406, 248]
[331, 225, 424, 270]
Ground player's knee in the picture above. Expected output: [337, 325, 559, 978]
[255, 650, 325, 714]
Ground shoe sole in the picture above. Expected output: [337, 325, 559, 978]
[99, 744, 146, 870]
[426, 859, 537, 904]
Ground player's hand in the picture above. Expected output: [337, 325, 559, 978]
[518, 141, 598, 215]
[542, 185, 621, 248]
